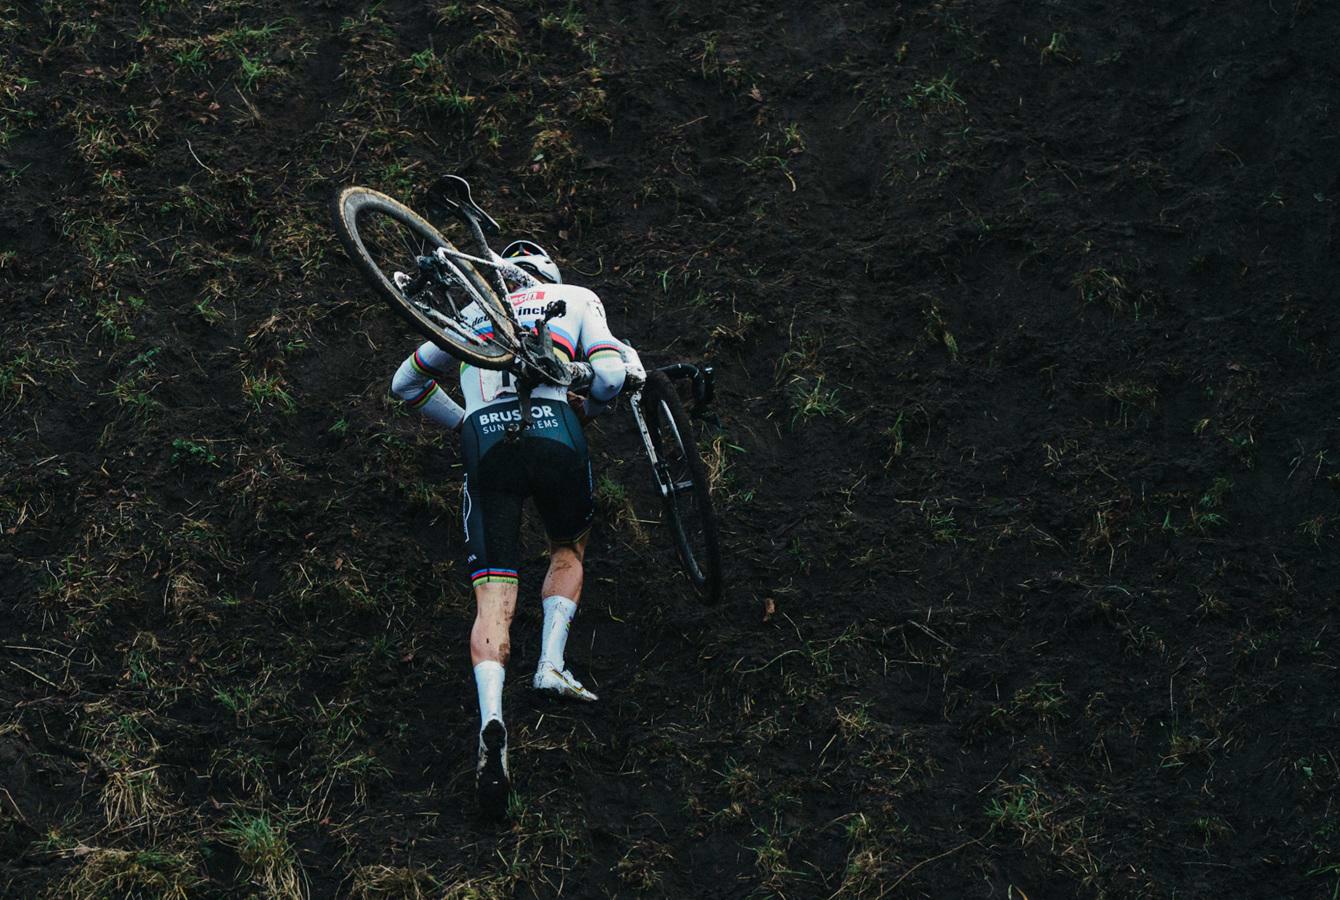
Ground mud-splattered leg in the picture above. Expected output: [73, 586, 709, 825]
[471, 581, 517, 725]
[471, 580, 517, 818]
[534, 537, 598, 701]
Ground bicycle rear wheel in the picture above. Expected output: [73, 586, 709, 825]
[331, 186, 516, 370]
[642, 371, 723, 604]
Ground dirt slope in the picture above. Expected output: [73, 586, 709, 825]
[3, 0, 1339, 897]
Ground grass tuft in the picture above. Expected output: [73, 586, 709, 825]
[350, 864, 439, 898]
[54, 842, 201, 900]
[904, 74, 965, 110]
[223, 812, 306, 899]
[788, 375, 843, 426]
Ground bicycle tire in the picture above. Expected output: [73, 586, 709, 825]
[642, 370, 723, 604]
[331, 186, 516, 370]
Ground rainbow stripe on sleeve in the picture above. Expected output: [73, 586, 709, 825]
[412, 350, 447, 378]
[585, 340, 623, 362]
[407, 381, 438, 408]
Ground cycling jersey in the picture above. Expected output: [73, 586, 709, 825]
[390, 283, 629, 430]
[390, 282, 628, 587]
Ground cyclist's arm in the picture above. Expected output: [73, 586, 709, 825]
[390, 341, 466, 430]
[577, 293, 628, 417]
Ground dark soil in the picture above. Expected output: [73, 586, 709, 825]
[3, 1, 1339, 897]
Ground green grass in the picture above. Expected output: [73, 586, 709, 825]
[110, 374, 162, 421]
[171, 41, 208, 74]
[214, 686, 259, 722]
[2, 4, 1332, 899]
[923, 303, 959, 360]
[56, 847, 203, 900]
[236, 54, 277, 91]
[0, 351, 35, 405]
[92, 294, 144, 344]
[904, 75, 965, 110]
[1073, 267, 1126, 308]
[986, 777, 1100, 881]
[539, 2, 585, 37]
[223, 812, 305, 898]
[788, 375, 843, 426]
[170, 438, 218, 467]
[925, 508, 960, 544]
[1102, 380, 1157, 426]
[349, 864, 440, 899]
[593, 473, 628, 508]
[242, 373, 296, 414]
[195, 294, 227, 324]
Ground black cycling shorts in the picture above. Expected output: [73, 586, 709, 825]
[459, 399, 593, 588]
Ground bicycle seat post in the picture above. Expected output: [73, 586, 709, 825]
[506, 379, 536, 441]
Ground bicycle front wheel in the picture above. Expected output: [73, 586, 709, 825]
[331, 186, 516, 370]
[642, 371, 723, 604]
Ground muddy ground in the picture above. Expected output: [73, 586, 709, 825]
[3, 0, 1339, 897]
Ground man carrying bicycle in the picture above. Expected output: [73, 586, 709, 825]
[389, 240, 644, 819]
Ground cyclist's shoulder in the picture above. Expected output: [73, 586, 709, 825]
[548, 282, 601, 304]
[506, 282, 601, 314]
[559, 284, 605, 318]
[561, 282, 599, 298]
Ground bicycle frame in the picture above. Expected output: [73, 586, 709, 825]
[425, 181, 717, 443]
[630, 364, 715, 498]
[630, 388, 668, 497]
[411, 218, 575, 435]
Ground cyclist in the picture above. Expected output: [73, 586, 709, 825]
[389, 239, 644, 818]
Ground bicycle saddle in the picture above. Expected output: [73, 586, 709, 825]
[427, 175, 501, 236]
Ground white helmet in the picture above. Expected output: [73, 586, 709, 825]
[501, 239, 561, 284]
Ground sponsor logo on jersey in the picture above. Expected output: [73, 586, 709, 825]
[478, 404, 561, 434]
[479, 404, 556, 426]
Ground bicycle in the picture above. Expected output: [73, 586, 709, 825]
[331, 177, 723, 604]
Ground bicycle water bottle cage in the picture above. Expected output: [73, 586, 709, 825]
[426, 175, 501, 236]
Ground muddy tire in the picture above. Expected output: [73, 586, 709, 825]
[331, 185, 516, 370]
[642, 371, 723, 604]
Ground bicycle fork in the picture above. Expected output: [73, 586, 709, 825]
[631, 392, 677, 499]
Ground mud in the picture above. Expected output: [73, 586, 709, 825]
[2, 1, 1339, 897]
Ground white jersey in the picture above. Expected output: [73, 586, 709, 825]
[390, 282, 628, 429]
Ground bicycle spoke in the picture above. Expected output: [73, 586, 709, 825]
[398, 228, 419, 264]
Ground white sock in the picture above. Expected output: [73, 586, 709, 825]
[539, 595, 578, 671]
[473, 660, 504, 728]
